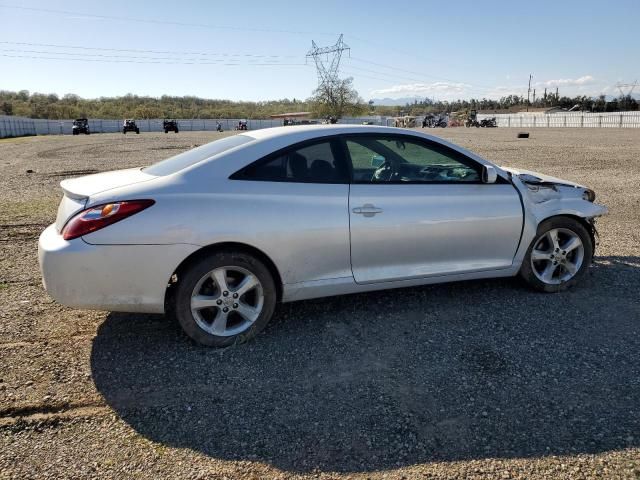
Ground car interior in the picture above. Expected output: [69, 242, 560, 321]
[347, 137, 481, 183]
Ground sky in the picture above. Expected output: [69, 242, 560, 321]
[0, 0, 638, 102]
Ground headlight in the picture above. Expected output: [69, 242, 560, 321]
[582, 189, 596, 202]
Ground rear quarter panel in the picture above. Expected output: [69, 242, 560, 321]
[83, 178, 352, 285]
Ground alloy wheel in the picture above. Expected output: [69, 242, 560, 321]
[530, 228, 584, 285]
[190, 266, 264, 337]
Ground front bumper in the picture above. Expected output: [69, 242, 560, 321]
[38, 224, 198, 313]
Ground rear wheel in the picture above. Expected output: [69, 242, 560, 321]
[173, 250, 277, 347]
[136, 128, 140, 134]
[520, 217, 593, 292]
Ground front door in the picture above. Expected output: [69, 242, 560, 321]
[345, 134, 523, 284]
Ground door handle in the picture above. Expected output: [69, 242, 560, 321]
[352, 204, 383, 217]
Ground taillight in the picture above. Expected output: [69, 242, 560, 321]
[62, 200, 155, 240]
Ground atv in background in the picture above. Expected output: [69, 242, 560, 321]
[235, 120, 248, 131]
[465, 109, 480, 128]
[72, 118, 90, 135]
[163, 119, 179, 133]
[123, 119, 140, 134]
[480, 117, 498, 128]
[422, 113, 447, 128]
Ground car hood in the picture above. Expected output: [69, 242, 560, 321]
[501, 167, 585, 189]
[60, 167, 155, 199]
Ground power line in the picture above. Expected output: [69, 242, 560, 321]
[0, 48, 292, 64]
[0, 4, 336, 36]
[347, 35, 498, 89]
[0, 41, 298, 59]
[0, 53, 309, 67]
[343, 64, 500, 97]
[349, 57, 497, 90]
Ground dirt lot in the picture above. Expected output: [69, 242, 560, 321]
[0, 128, 639, 479]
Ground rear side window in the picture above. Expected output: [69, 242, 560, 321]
[144, 134, 254, 176]
[233, 140, 348, 183]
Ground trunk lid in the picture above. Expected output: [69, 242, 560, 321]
[55, 168, 156, 231]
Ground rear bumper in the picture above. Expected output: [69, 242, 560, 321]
[38, 224, 198, 313]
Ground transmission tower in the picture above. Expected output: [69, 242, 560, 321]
[616, 81, 638, 97]
[306, 34, 350, 88]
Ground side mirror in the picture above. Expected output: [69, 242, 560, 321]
[371, 155, 386, 168]
[482, 165, 497, 184]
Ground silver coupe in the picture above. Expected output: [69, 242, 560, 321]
[38, 125, 608, 346]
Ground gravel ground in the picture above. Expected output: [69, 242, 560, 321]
[0, 128, 639, 479]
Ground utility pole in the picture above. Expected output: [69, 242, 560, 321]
[544, 87, 547, 107]
[306, 34, 350, 90]
[527, 74, 533, 112]
[533, 89, 536, 105]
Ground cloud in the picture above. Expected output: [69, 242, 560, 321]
[370, 82, 472, 98]
[535, 75, 595, 88]
[368, 75, 606, 101]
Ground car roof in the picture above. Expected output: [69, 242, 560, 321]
[247, 124, 428, 141]
[243, 124, 471, 154]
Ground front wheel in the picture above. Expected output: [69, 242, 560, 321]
[173, 250, 277, 347]
[520, 217, 593, 292]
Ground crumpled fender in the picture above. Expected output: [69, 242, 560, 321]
[508, 172, 608, 267]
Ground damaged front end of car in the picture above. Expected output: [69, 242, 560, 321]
[503, 167, 608, 254]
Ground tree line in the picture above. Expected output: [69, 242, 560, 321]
[0, 90, 317, 120]
[1, 88, 637, 120]
[387, 92, 638, 116]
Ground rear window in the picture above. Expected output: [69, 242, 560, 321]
[143, 134, 254, 176]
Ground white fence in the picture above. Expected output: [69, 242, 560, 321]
[0, 115, 389, 138]
[3, 111, 640, 138]
[476, 111, 640, 128]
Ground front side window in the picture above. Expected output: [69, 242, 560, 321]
[235, 140, 347, 183]
[345, 135, 481, 183]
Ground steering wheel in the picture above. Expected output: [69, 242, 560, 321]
[372, 161, 396, 181]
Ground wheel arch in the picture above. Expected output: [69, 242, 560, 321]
[535, 213, 597, 250]
[164, 242, 283, 313]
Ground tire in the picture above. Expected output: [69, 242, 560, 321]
[174, 129, 179, 133]
[136, 129, 140, 134]
[123, 130, 126, 134]
[519, 216, 593, 293]
[164, 129, 168, 134]
[173, 250, 277, 347]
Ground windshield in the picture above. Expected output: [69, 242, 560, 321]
[143, 134, 255, 176]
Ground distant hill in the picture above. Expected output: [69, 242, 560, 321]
[369, 96, 424, 106]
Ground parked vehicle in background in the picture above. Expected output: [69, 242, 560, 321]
[163, 119, 179, 133]
[235, 120, 248, 131]
[480, 117, 498, 128]
[465, 109, 480, 128]
[38, 125, 607, 347]
[393, 116, 416, 128]
[123, 119, 140, 134]
[423, 114, 447, 128]
[72, 118, 90, 135]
